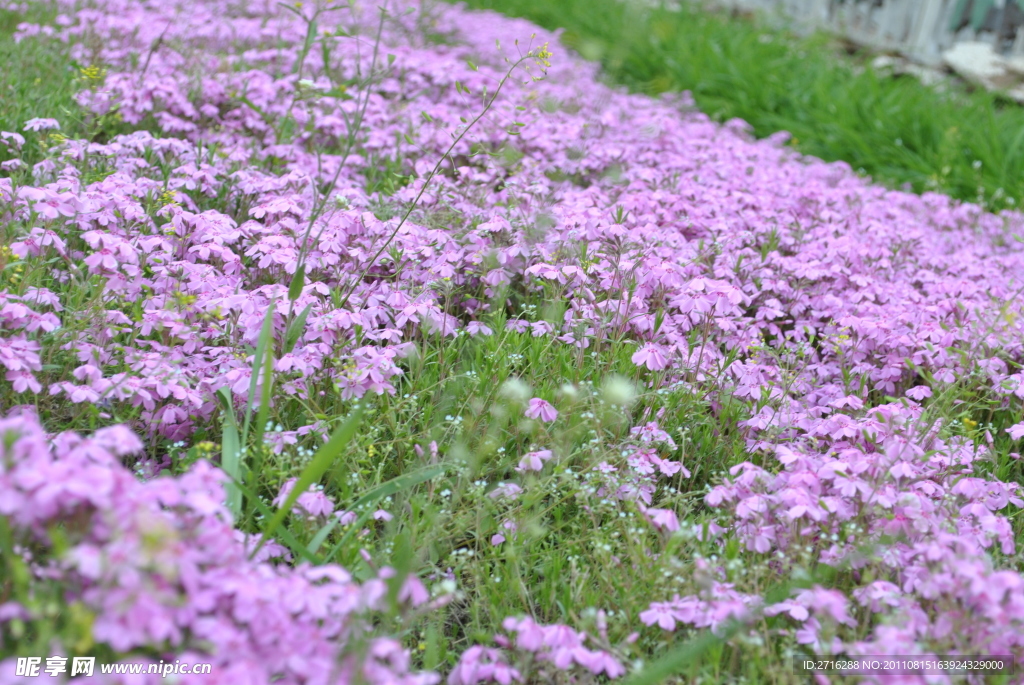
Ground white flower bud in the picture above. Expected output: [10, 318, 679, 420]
[498, 377, 532, 404]
[601, 375, 636, 407]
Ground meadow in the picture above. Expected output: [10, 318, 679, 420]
[1, 0, 1024, 683]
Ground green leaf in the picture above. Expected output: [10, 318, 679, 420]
[231, 477, 321, 564]
[319, 464, 445, 562]
[283, 303, 314, 355]
[621, 626, 730, 685]
[288, 265, 306, 301]
[242, 300, 277, 443]
[250, 329, 276, 481]
[385, 531, 415, 607]
[253, 407, 364, 559]
[306, 518, 338, 555]
[623, 580, 793, 684]
[215, 388, 243, 517]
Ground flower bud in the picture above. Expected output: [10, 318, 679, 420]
[601, 375, 636, 408]
[498, 377, 532, 405]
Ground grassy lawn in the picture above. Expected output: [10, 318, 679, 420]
[460, 0, 1024, 212]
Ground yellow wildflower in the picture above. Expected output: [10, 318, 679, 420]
[533, 42, 552, 68]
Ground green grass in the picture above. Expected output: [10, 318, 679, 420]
[458, 0, 1024, 212]
[228, 308, 798, 680]
[0, 7, 80, 161]
[0, 6, 129, 169]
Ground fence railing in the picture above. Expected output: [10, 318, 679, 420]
[711, 0, 1024, 65]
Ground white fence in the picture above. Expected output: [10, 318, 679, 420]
[712, 0, 1024, 65]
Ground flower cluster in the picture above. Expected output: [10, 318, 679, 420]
[450, 616, 625, 684]
[0, 411, 437, 684]
[642, 402, 1024, 660]
[2, 0, 1024, 676]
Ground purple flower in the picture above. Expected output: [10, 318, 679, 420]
[0, 411, 434, 683]
[9, 0, 1024, 673]
[905, 386, 932, 401]
[632, 344, 670, 371]
[448, 646, 521, 685]
[272, 478, 334, 518]
[524, 398, 558, 422]
[487, 483, 523, 500]
[23, 118, 60, 132]
[516, 450, 553, 472]
[467, 321, 493, 337]
[639, 602, 678, 631]
[0, 131, 26, 148]
[644, 508, 680, 533]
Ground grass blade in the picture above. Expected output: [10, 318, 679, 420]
[623, 580, 793, 684]
[283, 302, 314, 354]
[288, 265, 306, 302]
[247, 336, 276, 501]
[215, 387, 243, 518]
[306, 518, 337, 555]
[252, 406, 364, 558]
[242, 300, 277, 444]
[231, 476, 322, 564]
[319, 464, 446, 562]
[622, 628, 728, 685]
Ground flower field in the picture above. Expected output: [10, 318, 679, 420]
[2, 0, 1024, 682]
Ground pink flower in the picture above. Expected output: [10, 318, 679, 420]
[272, 478, 334, 518]
[790, 587, 855, 626]
[502, 616, 546, 651]
[645, 508, 680, 533]
[574, 649, 625, 678]
[23, 117, 60, 132]
[488, 483, 523, 500]
[0, 131, 25, 148]
[1007, 422, 1024, 441]
[296, 490, 334, 517]
[516, 450, 553, 472]
[398, 576, 430, 606]
[765, 600, 810, 621]
[467, 321, 493, 337]
[630, 422, 677, 448]
[0, 412, 432, 683]
[7, 370, 41, 394]
[905, 386, 932, 401]
[449, 646, 521, 685]
[524, 398, 558, 422]
[632, 343, 670, 371]
[640, 602, 678, 630]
